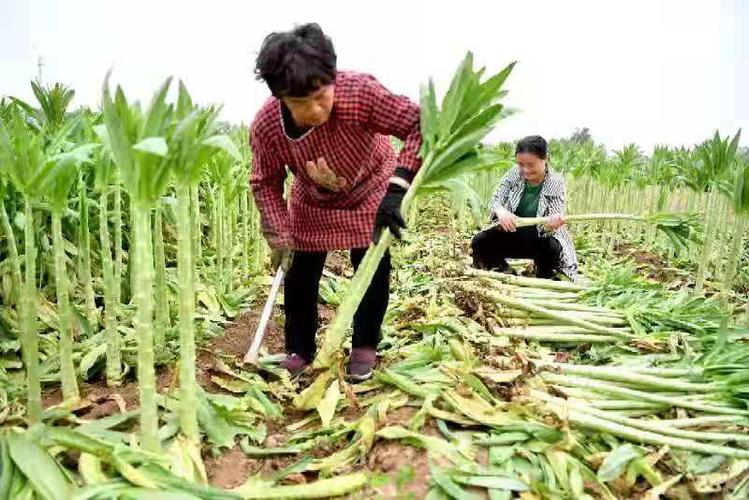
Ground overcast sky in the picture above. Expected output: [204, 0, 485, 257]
[1, 0, 746, 151]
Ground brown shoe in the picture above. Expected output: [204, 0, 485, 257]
[280, 354, 309, 376]
[347, 347, 377, 381]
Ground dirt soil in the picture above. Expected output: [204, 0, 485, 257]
[36, 249, 502, 494]
[614, 243, 685, 285]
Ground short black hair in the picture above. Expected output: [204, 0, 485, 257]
[255, 23, 337, 98]
[515, 135, 548, 159]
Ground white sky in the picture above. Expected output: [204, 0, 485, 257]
[1, 0, 746, 151]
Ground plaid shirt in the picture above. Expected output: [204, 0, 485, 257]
[249, 71, 422, 252]
[488, 166, 579, 279]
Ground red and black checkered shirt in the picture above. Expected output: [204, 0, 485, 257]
[249, 71, 422, 252]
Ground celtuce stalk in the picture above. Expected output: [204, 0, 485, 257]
[0, 200, 22, 303]
[537, 391, 749, 458]
[540, 363, 716, 393]
[132, 203, 159, 451]
[112, 185, 123, 308]
[99, 188, 121, 386]
[695, 187, 717, 293]
[22, 199, 41, 423]
[153, 206, 169, 351]
[52, 211, 80, 401]
[191, 184, 201, 273]
[542, 373, 749, 416]
[78, 179, 97, 326]
[176, 184, 198, 441]
[573, 403, 749, 443]
[495, 328, 618, 343]
[484, 288, 630, 338]
[465, 268, 587, 292]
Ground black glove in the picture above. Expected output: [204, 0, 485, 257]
[373, 167, 414, 243]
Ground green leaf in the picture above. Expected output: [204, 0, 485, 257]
[430, 463, 477, 499]
[316, 379, 340, 427]
[79, 343, 108, 379]
[437, 53, 475, 141]
[203, 135, 241, 161]
[7, 431, 72, 500]
[79, 453, 108, 485]
[597, 444, 642, 482]
[451, 474, 528, 491]
[0, 437, 15, 499]
[133, 137, 168, 157]
[232, 471, 367, 498]
[293, 371, 334, 411]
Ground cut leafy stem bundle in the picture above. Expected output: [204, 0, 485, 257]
[487, 211, 702, 254]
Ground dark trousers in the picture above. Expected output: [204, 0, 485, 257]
[284, 248, 391, 361]
[471, 226, 563, 279]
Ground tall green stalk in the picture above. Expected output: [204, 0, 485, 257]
[22, 199, 41, 423]
[99, 188, 121, 386]
[101, 75, 175, 452]
[176, 184, 198, 440]
[78, 178, 97, 326]
[0, 199, 22, 304]
[132, 202, 159, 451]
[191, 184, 201, 273]
[695, 187, 717, 294]
[241, 186, 250, 277]
[112, 185, 123, 309]
[153, 206, 169, 351]
[165, 85, 241, 440]
[216, 187, 225, 292]
[51, 211, 80, 401]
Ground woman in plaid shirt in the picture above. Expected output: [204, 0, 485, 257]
[250, 24, 422, 380]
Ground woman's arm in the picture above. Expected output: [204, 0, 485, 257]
[544, 174, 567, 231]
[249, 126, 291, 249]
[351, 74, 422, 175]
[488, 168, 517, 219]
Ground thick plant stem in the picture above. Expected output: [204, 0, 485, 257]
[112, 186, 123, 309]
[99, 190, 121, 386]
[465, 268, 587, 292]
[723, 214, 746, 292]
[315, 231, 393, 368]
[0, 200, 22, 303]
[536, 392, 749, 458]
[153, 207, 169, 351]
[487, 290, 630, 338]
[21, 200, 41, 424]
[132, 203, 160, 452]
[572, 403, 749, 443]
[225, 190, 235, 291]
[216, 187, 225, 293]
[241, 187, 250, 277]
[542, 373, 749, 416]
[191, 184, 201, 274]
[695, 188, 716, 294]
[315, 155, 433, 368]
[541, 364, 715, 393]
[78, 180, 97, 326]
[176, 184, 198, 440]
[52, 211, 80, 401]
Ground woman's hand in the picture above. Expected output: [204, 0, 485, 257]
[545, 213, 566, 231]
[306, 157, 347, 192]
[495, 209, 518, 232]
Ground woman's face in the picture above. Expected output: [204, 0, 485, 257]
[516, 152, 546, 184]
[282, 84, 335, 127]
